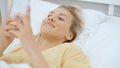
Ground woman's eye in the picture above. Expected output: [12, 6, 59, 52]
[58, 17, 64, 21]
[48, 15, 51, 17]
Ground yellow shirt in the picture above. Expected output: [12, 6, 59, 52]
[0, 43, 90, 68]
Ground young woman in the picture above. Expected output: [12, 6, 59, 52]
[0, 5, 90, 68]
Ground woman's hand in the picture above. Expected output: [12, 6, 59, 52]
[8, 6, 36, 50]
[0, 18, 15, 54]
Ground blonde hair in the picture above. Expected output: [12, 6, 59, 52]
[59, 5, 84, 42]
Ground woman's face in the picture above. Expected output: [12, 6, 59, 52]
[40, 7, 73, 41]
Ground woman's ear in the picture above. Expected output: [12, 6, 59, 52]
[66, 32, 74, 41]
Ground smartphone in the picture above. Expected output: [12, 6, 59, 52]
[9, 0, 30, 17]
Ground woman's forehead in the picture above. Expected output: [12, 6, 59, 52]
[53, 8, 68, 13]
[50, 8, 73, 18]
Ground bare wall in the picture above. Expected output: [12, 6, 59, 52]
[44, 0, 120, 16]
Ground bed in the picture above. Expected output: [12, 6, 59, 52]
[1, 0, 120, 68]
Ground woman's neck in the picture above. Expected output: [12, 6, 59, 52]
[37, 35, 65, 51]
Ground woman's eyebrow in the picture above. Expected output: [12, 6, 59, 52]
[59, 13, 68, 18]
[49, 11, 68, 18]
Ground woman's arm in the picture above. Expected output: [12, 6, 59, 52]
[21, 38, 49, 68]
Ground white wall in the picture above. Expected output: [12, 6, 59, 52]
[44, 0, 120, 17]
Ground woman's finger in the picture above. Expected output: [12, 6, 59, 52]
[4, 31, 15, 38]
[0, 28, 15, 38]
[15, 13, 24, 22]
[27, 5, 31, 19]
[9, 19, 23, 30]
[5, 17, 14, 25]
[1, 25, 17, 31]
[15, 13, 31, 27]
[15, 14, 26, 25]
[8, 29, 19, 38]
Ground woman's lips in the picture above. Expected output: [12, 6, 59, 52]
[45, 22, 55, 28]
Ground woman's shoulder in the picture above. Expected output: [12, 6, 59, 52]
[41, 43, 83, 57]
[61, 43, 83, 52]
[42, 42, 83, 53]
[61, 43, 90, 68]
[62, 43, 84, 55]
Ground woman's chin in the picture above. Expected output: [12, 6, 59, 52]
[40, 29, 54, 35]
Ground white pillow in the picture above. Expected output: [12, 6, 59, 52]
[82, 17, 120, 68]
[74, 9, 107, 47]
[4, 0, 107, 53]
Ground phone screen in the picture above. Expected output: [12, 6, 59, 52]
[10, 0, 30, 17]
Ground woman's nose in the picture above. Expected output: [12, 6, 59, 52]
[48, 16, 55, 22]
[48, 18, 54, 21]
